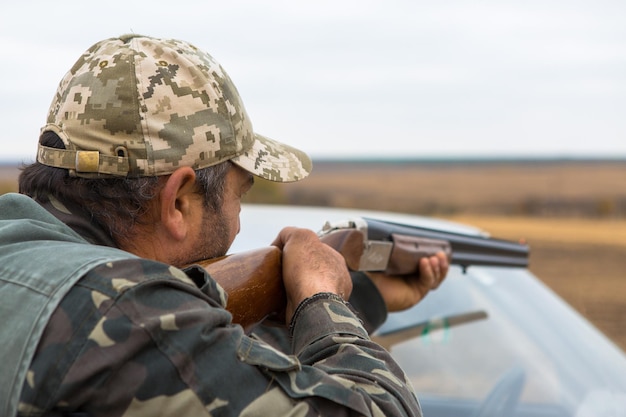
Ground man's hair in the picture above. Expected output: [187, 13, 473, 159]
[19, 131, 230, 244]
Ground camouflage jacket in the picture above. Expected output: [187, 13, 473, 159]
[0, 193, 421, 416]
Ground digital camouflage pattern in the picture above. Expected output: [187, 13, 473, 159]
[37, 34, 311, 182]
[2, 194, 422, 416]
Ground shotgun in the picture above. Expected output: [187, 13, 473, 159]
[196, 217, 529, 330]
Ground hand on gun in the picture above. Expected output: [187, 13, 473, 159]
[270, 227, 449, 321]
[364, 252, 449, 312]
[271, 227, 353, 324]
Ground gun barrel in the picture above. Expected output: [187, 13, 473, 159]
[363, 217, 529, 269]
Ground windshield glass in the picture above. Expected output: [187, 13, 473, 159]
[378, 266, 626, 417]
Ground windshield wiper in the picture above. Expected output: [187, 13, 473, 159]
[372, 310, 488, 349]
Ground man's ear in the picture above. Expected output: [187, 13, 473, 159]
[159, 167, 199, 241]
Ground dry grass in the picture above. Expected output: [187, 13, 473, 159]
[443, 215, 626, 248]
[0, 165, 19, 194]
[282, 160, 626, 217]
[278, 160, 626, 350]
[443, 215, 626, 350]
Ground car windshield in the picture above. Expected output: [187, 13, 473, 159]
[233, 205, 626, 417]
[377, 265, 626, 417]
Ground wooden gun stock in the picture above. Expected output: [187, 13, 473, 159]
[196, 246, 285, 330]
[195, 230, 364, 330]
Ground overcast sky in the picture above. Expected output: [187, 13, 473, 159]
[1, 0, 625, 162]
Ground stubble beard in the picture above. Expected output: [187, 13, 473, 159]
[171, 208, 232, 266]
[199, 209, 232, 260]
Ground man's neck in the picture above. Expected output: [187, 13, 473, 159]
[34, 193, 118, 248]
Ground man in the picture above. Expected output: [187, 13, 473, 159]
[0, 34, 448, 416]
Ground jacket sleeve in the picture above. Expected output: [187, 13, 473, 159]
[18, 259, 421, 417]
[348, 270, 388, 333]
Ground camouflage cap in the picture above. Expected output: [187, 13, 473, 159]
[37, 34, 311, 182]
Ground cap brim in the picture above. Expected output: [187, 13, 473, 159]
[230, 134, 312, 182]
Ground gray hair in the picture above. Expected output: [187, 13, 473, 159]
[20, 131, 231, 245]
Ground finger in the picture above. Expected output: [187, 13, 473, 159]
[419, 257, 437, 289]
[270, 226, 293, 249]
[421, 254, 444, 290]
[430, 257, 441, 280]
[437, 251, 450, 275]
[271, 226, 312, 249]
[437, 252, 449, 282]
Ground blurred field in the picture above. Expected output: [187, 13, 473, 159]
[2, 160, 626, 350]
[0, 165, 19, 194]
[444, 215, 626, 350]
[250, 159, 626, 350]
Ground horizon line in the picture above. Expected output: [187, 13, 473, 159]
[2, 155, 626, 167]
